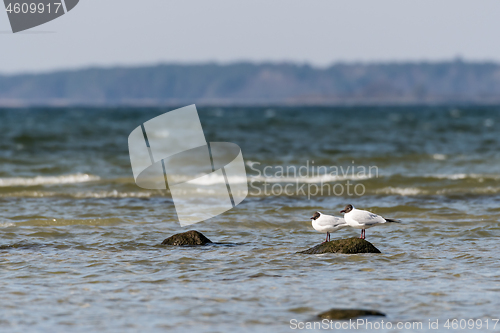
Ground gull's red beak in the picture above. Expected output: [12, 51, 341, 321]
[340, 210, 345, 213]
[309, 217, 314, 219]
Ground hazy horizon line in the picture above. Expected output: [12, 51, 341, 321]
[2, 57, 499, 77]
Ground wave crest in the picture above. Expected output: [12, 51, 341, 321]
[0, 174, 100, 187]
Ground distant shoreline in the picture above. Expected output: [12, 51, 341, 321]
[1, 60, 500, 107]
[2, 101, 500, 108]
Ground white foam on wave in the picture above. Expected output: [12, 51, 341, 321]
[184, 173, 249, 185]
[437, 187, 500, 195]
[376, 185, 500, 196]
[0, 222, 15, 228]
[375, 187, 424, 196]
[0, 191, 58, 198]
[425, 173, 500, 180]
[253, 174, 374, 183]
[0, 191, 157, 198]
[428, 173, 468, 180]
[72, 190, 154, 198]
[0, 174, 100, 187]
[432, 154, 447, 160]
[187, 172, 500, 183]
[183, 173, 374, 185]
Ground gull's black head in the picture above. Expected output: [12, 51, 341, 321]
[310, 211, 321, 220]
[340, 204, 353, 214]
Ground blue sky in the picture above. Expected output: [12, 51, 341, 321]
[1, 0, 499, 74]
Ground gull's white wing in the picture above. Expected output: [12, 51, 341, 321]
[349, 209, 386, 225]
[316, 215, 347, 228]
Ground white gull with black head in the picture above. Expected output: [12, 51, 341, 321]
[310, 211, 347, 242]
[340, 204, 400, 239]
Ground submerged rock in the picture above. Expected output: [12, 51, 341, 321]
[298, 237, 381, 254]
[161, 230, 212, 246]
[318, 308, 386, 320]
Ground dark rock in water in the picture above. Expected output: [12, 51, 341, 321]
[318, 308, 386, 320]
[161, 230, 212, 246]
[298, 237, 381, 254]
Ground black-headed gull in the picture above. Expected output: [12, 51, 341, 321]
[310, 211, 347, 242]
[340, 204, 400, 239]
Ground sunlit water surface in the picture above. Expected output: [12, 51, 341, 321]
[1, 107, 500, 332]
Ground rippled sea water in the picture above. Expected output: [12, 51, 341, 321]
[1, 106, 500, 332]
